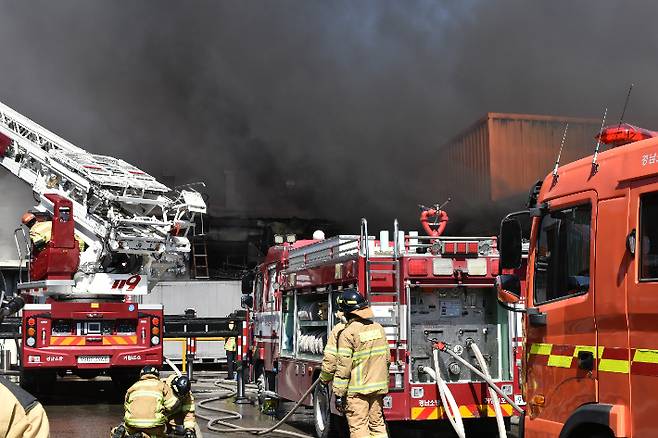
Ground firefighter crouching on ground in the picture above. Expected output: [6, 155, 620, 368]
[111, 366, 178, 438]
[22, 212, 85, 252]
[333, 289, 390, 438]
[0, 376, 50, 438]
[224, 320, 237, 379]
[163, 374, 196, 438]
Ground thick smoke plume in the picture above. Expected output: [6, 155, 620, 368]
[0, 1, 657, 236]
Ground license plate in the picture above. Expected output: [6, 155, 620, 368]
[77, 355, 110, 364]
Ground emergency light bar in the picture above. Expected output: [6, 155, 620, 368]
[596, 123, 658, 147]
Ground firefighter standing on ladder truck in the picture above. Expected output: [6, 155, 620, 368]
[333, 289, 390, 438]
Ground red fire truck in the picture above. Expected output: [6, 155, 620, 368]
[496, 123, 658, 437]
[245, 208, 524, 436]
[0, 100, 205, 391]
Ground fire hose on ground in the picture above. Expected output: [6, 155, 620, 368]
[195, 376, 320, 438]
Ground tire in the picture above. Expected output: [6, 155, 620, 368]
[313, 383, 347, 438]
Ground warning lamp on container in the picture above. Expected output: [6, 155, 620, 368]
[596, 123, 658, 147]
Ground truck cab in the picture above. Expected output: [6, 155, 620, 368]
[497, 125, 658, 438]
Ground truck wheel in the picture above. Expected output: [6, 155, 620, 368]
[313, 383, 346, 438]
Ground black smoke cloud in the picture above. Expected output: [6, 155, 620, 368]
[0, 1, 657, 235]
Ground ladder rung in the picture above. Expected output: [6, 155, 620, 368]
[370, 269, 397, 274]
[368, 260, 399, 265]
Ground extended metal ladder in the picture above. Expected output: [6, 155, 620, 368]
[191, 238, 210, 280]
[360, 219, 403, 366]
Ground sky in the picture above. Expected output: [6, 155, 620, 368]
[0, 0, 657, 243]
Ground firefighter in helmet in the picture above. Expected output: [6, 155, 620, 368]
[319, 308, 347, 384]
[111, 366, 178, 438]
[333, 289, 390, 438]
[0, 376, 49, 438]
[21, 211, 85, 252]
[163, 374, 196, 438]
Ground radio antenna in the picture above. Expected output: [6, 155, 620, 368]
[552, 123, 569, 180]
[618, 83, 634, 127]
[591, 107, 608, 174]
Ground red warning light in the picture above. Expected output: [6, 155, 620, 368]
[596, 123, 658, 147]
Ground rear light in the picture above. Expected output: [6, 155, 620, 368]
[28, 318, 36, 327]
[27, 328, 36, 337]
[151, 317, 160, 326]
[26, 337, 36, 347]
[151, 336, 160, 345]
[151, 327, 160, 335]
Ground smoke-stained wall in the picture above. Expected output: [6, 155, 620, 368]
[0, 1, 656, 235]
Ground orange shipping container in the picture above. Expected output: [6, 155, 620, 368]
[442, 113, 602, 201]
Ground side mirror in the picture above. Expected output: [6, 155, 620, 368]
[241, 273, 254, 294]
[499, 218, 522, 269]
[496, 274, 521, 304]
[241, 295, 254, 309]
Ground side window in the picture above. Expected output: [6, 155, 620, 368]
[640, 192, 658, 280]
[534, 204, 591, 304]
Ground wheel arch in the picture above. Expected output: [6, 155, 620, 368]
[558, 403, 616, 438]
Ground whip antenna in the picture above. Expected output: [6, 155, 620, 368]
[552, 123, 569, 179]
[591, 107, 608, 174]
[618, 83, 634, 127]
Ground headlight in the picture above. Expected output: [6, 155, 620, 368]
[151, 336, 160, 345]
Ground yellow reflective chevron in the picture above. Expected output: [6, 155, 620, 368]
[529, 343, 552, 355]
[599, 359, 630, 374]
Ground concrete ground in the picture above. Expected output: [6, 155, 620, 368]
[8, 371, 518, 438]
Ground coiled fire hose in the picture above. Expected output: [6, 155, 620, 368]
[195, 376, 320, 437]
[468, 342, 506, 438]
[434, 341, 524, 414]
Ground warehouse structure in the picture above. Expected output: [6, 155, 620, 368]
[442, 113, 602, 203]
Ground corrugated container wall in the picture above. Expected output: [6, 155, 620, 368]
[442, 113, 601, 202]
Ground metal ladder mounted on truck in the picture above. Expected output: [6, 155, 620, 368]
[359, 219, 404, 377]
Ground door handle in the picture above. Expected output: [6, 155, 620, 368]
[577, 351, 594, 371]
[527, 308, 547, 326]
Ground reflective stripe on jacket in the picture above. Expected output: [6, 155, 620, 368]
[124, 375, 177, 428]
[333, 317, 390, 397]
[164, 375, 196, 430]
[224, 337, 237, 352]
[320, 322, 346, 382]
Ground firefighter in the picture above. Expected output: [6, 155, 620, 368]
[163, 374, 196, 438]
[319, 310, 347, 384]
[0, 376, 49, 438]
[111, 366, 178, 438]
[224, 320, 237, 379]
[333, 289, 390, 438]
[21, 212, 85, 252]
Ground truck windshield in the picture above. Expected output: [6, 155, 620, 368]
[534, 204, 591, 304]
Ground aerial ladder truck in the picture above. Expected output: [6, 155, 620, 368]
[0, 100, 206, 390]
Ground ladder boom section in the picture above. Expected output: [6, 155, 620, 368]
[0, 100, 206, 293]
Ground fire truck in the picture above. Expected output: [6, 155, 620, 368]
[0, 100, 206, 390]
[244, 207, 524, 437]
[496, 123, 658, 438]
